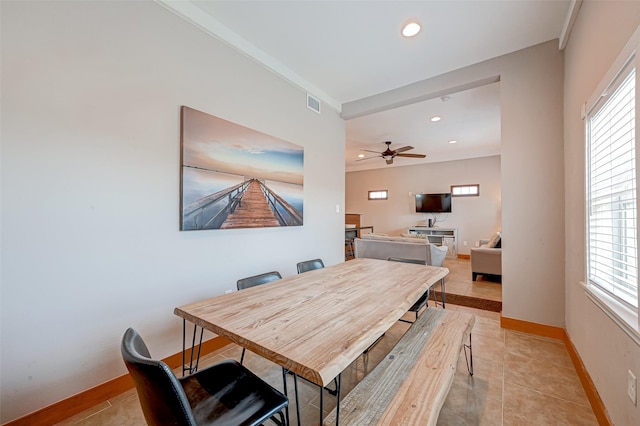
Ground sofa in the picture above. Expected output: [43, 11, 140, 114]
[353, 233, 448, 267]
[470, 238, 502, 281]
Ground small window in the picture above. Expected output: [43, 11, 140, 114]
[451, 184, 479, 197]
[368, 190, 388, 200]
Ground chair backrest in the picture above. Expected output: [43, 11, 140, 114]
[237, 271, 282, 290]
[121, 328, 197, 426]
[296, 258, 325, 274]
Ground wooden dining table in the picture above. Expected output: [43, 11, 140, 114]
[174, 257, 449, 424]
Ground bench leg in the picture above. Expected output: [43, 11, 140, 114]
[463, 333, 474, 376]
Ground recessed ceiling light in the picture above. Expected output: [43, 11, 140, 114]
[449, 140, 457, 144]
[430, 116, 441, 122]
[402, 21, 421, 37]
[358, 153, 365, 158]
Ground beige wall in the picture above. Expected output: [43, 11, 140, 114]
[345, 40, 565, 327]
[346, 155, 501, 255]
[564, 2, 640, 424]
[0, 1, 345, 422]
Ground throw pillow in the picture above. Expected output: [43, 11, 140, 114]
[487, 231, 501, 248]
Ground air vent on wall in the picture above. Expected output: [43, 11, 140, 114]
[307, 93, 321, 114]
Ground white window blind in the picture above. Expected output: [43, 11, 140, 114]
[587, 62, 638, 308]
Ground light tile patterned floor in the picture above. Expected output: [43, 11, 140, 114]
[56, 260, 597, 425]
[443, 257, 502, 302]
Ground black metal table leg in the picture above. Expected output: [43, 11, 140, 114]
[335, 373, 342, 425]
[464, 333, 473, 376]
[319, 382, 323, 425]
[181, 320, 186, 377]
[293, 373, 300, 426]
[181, 320, 204, 376]
[320, 373, 341, 425]
[281, 368, 290, 425]
[441, 277, 446, 308]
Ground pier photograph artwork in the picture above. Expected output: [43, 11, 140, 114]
[180, 106, 304, 230]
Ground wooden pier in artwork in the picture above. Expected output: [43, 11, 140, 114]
[220, 179, 280, 228]
[182, 178, 303, 230]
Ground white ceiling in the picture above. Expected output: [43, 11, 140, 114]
[160, 0, 576, 171]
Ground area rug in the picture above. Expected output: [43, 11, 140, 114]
[432, 291, 502, 312]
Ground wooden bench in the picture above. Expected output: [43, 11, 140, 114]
[324, 308, 475, 425]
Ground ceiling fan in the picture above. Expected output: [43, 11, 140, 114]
[358, 141, 426, 165]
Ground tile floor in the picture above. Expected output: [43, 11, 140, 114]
[56, 260, 598, 425]
[443, 257, 502, 302]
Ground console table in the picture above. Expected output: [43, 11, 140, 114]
[407, 227, 457, 258]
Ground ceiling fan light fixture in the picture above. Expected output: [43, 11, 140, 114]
[401, 21, 421, 37]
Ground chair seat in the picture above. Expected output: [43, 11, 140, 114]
[180, 359, 288, 426]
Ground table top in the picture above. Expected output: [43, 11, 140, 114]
[174, 258, 448, 386]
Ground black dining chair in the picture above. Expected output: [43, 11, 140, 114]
[236, 271, 282, 364]
[296, 258, 324, 274]
[388, 257, 434, 323]
[121, 328, 288, 426]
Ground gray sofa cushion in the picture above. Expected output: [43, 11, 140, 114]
[360, 233, 427, 244]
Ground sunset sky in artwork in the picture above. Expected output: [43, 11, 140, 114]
[182, 106, 303, 185]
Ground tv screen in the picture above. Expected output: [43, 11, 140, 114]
[415, 193, 452, 213]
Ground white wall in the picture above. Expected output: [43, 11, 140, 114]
[345, 156, 501, 255]
[344, 40, 565, 327]
[0, 1, 345, 422]
[564, 2, 640, 424]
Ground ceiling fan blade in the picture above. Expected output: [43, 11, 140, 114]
[397, 153, 426, 158]
[361, 149, 382, 154]
[386, 158, 394, 165]
[356, 156, 381, 162]
[394, 145, 414, 153]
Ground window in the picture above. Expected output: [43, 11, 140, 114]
[451, 184, 479, 197]
[368, 190, 388, 200]
[586, 56, 637, 308]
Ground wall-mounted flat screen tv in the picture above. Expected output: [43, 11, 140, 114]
[415, 193, 452, 213]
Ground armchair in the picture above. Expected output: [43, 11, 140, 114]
[470, 238, 502, 282]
